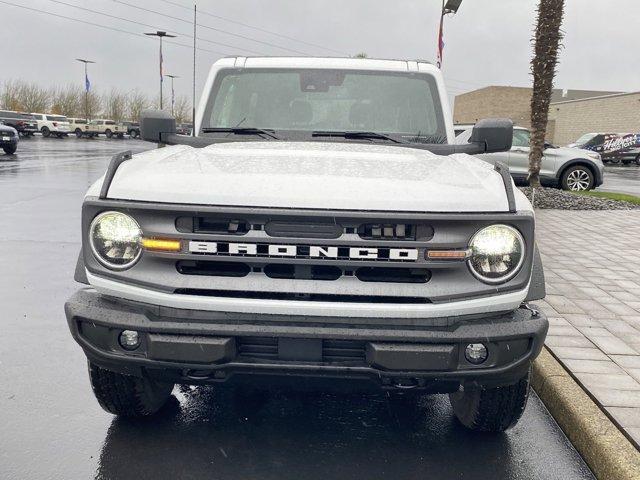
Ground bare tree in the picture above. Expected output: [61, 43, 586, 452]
[103, 88, 128, 121]
[11, 81, 51, 113]
[85, 91, 102, 120]
[50, 84, 83, 117]
[528, 0, 565, 187]
[173, 94, 192, 123]
[126, 89, 150, 122]
[1, 80, 22, 111]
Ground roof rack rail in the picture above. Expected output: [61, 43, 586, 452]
[494, 162, 516, 213]
[99, 150, 132, 199]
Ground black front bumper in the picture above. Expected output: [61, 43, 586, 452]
[65, 289, 548, 392]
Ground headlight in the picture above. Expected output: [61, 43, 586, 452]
[89, 211, 142, 270]
[468, 224, 525, 284]
[586, 152, 601, 161]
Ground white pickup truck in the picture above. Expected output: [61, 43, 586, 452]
[65, 57, 547, 432]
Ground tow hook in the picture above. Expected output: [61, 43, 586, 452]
[521, 302, 540, 318]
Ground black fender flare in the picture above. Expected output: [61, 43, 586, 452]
[525, 244, 546, 301]
[74, 247, 89, 284]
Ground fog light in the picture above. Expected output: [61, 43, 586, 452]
[465, 343, 488, 365]
[119, 330, 141, 350]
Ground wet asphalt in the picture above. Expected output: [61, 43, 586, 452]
[601, 164, 640, 196]
[0, 136, 598, 480]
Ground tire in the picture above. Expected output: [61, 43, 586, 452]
[56, 133, 64, 139]
[117, 133, 124, 139]
[130, 129, 138, 139]
[75, 129, 83, 138]
[105, 129, 113, 138]
[88, 362, 174, 417]
[609, 157, 621, 165]
[41, 127, 50, 138]
[635, 154, 640, 166]
[561, 165, 595, 191]
[3, 144, 17, 154]
[449, 370, 531, 432]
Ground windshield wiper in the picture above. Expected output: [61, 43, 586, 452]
[201, 127, 280, 140]
[311, 131, 408, 144]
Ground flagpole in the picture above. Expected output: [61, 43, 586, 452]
[144, 31, 176, 111]
[76, 58, 95, 121]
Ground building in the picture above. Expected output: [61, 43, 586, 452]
[453, 86, 621, 129]
[547, 92, 640, 145]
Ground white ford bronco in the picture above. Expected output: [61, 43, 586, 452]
[65, 57, 547, 432]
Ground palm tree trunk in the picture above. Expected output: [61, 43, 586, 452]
[528, 0, 565, 187]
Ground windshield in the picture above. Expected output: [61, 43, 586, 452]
[574, 133, 597, 146]
[47, 115, 67, 122]
[202, 68, 446, 141]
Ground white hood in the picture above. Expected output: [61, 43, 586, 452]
[97, 142, 521, 213]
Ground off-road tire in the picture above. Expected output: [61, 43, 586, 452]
[449, 370, 530, 432]
[560, 165, 594, 191]
[88, 362, 174, 417]
[75, 129, 83, 138]
[3, 144, 17, 154]
[41, 126, 50, 138]
[105, 129, 113, 138]
[130, 129, 138, 139]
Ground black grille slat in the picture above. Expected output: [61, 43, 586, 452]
[236, 337, 365, 363]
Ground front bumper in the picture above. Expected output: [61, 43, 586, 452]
[65, 289, 548, 392]
[0, 137, 17, 147]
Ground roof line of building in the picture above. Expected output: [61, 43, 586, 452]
[551, 90, 638, 105]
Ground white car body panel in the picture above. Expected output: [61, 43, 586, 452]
[86, 271, 530, 319]
[92, 141, 523, 213]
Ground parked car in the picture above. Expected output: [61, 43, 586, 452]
[0, 110, 38, 136]
[68, 118, 93, 138]
[122, 121, 140, 138]
[88, 119, 125, 138]
[31, 113, 71, 138]
[568, 132, 640, 165]
[176, 123, 193, 136]
[0, 121, 19, 154]
[66, 56, 548, 433]
[456, 125, 604, 191]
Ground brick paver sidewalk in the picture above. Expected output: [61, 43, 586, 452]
[536, 210, 640, 447]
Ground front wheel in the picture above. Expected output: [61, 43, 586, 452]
[130, 130, 138, 139]
[561, 165, 594, 191]
[449, 370, 531, 432]
[41, 127, 50, 137]
[3, 144, 17, 154]
[88, 362, 174, 417]
[105, 129, 113, 138]
[75, 129, 83, 138]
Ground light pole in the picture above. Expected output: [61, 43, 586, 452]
[437, 0, 463, 68]
[76, 58, 95, 121]
[165, 74, 179, 117]
[144, 31, 176, 110]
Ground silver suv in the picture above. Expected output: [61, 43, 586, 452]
[456, 126, 604, 191]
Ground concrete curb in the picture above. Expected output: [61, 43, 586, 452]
[532, 347, 640, 480]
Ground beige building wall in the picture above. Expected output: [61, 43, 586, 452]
[453, 86, 532, 128]
[548, 92, 640, 145]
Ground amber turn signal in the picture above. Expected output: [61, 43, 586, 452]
[142, 238, 182, 252]
[426, 249, 471, 260]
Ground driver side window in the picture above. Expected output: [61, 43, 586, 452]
[512, 130, 530, 148]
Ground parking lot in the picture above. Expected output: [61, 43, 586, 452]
[601, 164, 640, 196]
[0, 136, 600, 479]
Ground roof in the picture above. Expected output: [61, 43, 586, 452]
[216, 56, 439, 73]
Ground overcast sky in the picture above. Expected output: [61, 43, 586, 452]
[1, 0, 639, 109]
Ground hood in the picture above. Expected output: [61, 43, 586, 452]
[548, 146, 597, 158]
[99, 142, 517, 213]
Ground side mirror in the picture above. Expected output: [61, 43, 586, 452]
[140, 109, 176, 143]
[469, 118, 513, 153]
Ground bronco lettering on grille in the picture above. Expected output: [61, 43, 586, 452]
[188, 241, 419, 261]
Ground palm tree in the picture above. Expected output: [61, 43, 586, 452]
[528, 0, 565, 187]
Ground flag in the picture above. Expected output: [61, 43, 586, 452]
[436, 14, 444, 69]
[85, 73, 91, 92]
